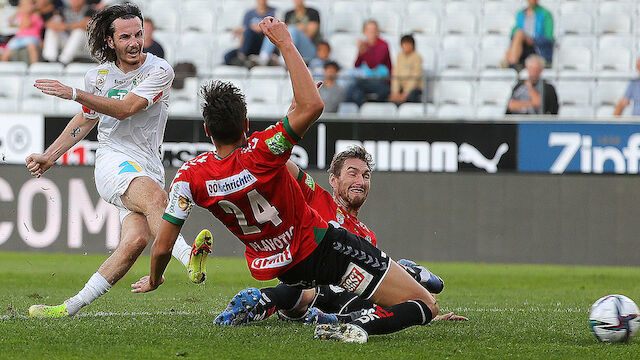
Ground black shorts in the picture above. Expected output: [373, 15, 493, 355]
[278, 225, 391, 300]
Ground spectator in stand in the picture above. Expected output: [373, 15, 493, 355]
[308, 40, 331, 77]
[345, 20, 392, 106]
[257, 0, 320, 64]
[42, 0, 95, 64]
[142, 18, 164, 58]
[319, 61, 346, 113]
[506, 54, 558, 115]
[390, 34, 423, 105]
[614, 58, 640, 116]
[503, 0, 554, 69]
[224, 0, 276, 67]
[1, 0, 44, 64]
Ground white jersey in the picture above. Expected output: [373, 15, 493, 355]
[82, 53, 174, 163]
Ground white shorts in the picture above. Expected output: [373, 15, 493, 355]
[94, 148, 165, 223]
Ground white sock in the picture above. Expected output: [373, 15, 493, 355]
[65, 272, 111, 315]
[171, 233, 191, 267]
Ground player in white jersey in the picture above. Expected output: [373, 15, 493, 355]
[24, 3, 212, 318]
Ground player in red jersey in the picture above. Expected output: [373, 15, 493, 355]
[131, 17, 439, 343]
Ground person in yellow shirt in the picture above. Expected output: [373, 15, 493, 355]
[390, 35, 423, 105]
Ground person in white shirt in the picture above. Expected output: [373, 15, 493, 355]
[25, 3, 210, 318]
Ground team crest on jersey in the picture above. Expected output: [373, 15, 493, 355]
[336, 208, 345, 225]
[265, 132, 293, 155]
[96, 69, 108, 91]
[304, 173, 316, 190]
[177, 195, 192, 211]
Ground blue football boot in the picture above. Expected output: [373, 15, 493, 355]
[397, 259, 444, 294]
[214, 287, 261, 325]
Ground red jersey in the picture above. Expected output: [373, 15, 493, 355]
[163, 118, 328, 280]
[295, 170, 377, 246]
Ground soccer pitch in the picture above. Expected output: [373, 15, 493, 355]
[0, 252, 638, 359]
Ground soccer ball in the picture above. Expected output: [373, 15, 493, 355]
[589, 294, 639, 343]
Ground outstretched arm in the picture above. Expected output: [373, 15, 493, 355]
[259, 17, 323, 138]
[25, 112, 97, 177]
[34, 79, 148, 120]
[131, 220, 182, 293]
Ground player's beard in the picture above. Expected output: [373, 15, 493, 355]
[339, 184, 368, 211]
[117, 43, 143, 66]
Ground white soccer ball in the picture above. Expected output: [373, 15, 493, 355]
[589, 294, 639, 343]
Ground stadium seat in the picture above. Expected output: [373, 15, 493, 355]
[212, 65, 249, 78]
[370, 1, 406, 19]
[217, 2, 252, 33]
[597, 14, 631, 35]
[0, 61, 28, 75]
[64, 62, 96, 76]
[328, 33, 358, 70]
[555, 46, 592, 72]
[359, 102, 398, 117]
[483, 1, 522, 16]
[370, 12, 401, 36]
[442, 36, 478, 51]
[442, 11, 477, 35]
[598, 35, 633, 50]
[179, 10, 216, 33]
[557, 36, 597, 53]
[559, 1, 598, 15]
[331, 1, 368, 17]
[558, 106, 595, 118]
[326, 13, 363, 34]
[595, 46, 631, 72]
[445, 1, 482, 15]
[169, 100, 200, 117]
[556, 80, 592, 106]
[438, 48, 475, 71]
[558, 13, 593, 35]
[337, 102, 360, 115]
[475, 80, 513, 107]
[245, 78, 280, 104]
[519, 68, 557, 81]
[28, 62, 64, 76]
[481, 12, 514, 35]
[279, 76, 293, 105]
[0, 75, 22, 112]
[436, 104, 475, 119]
[480, 68, 518, 81]
[478, 47, 505, 70]
[403, 12, 439, 36]
[246, 103, 287, 118]
[176, 32, 213, 73]
[55, 75, 85, 115]
[481, 35, 510, 50]
[596, 104, 632, 117]
[594, 80, 628, 106]
[21, 76, 55, 114]
[181, 0, 217, 13]
[435, 80, 474, 106]
[172, 77, 199, 103]
[476, 105, 507, 119]
[250, 66, 287, 79]
[407, 0, 443, 17]
[147, 10, 178, 32]
[599, 1, 635, 15]
[415, 44, 437, 73]
[397, 103, 428, 118]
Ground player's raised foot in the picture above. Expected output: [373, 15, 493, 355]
[188, 229, 213, 284]
[214, 287, 261, 326]
[397, 259, 444, 294]
[304, 307, 339, 325]
[28, 303, 69, 318]
[314, 323, 368, 344]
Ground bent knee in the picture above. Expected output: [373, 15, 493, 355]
[123, 235, 150, 258]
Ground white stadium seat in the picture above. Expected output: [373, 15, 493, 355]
[415, 44, 437, 73]
[599, 36, 633, 50]
[359, 102, 398, 117]
[442, 11, 477, 35]
[403, 12, 439, 36]
[332, 1, 368, 17]
[397, 103, 428, 118]
[445, 1, 482, 15]
[217, 2, 252, 33]
[245, 78, 280, 104]
[480, 69, 518, 81]
[560, 1, 598, 15]
[478, 47, 505, 70]
[481, 12, 515, 36]
[246, 103, 287, 118]
[476, 105, 506, 119]
[558, 13, 593, 35]
[436, 104, 475, 119]
[557, 36, 596, 52]
[481, 35, 510, 50]
[407, 1, 443, 17]
[599, 1, 635, 15]
[326, 13, 363, 34]
[212, 66, 249, 78]
[594, 81, 628, 106]
[179, 10, 215, 33]
[0, 61, 28, 75]
[64, 62, 96, 76]
[181, 0, 217, 13]
[475, 80, 513, 107]
[148, 10, 178, 32]
[0, 75, 22, 112]
[442, 36, 478, 51]
[328, 33, 358, 71]
[250, 66, 287, 79]
[436, 80, 474, 105]
[337, 102, 360, 115]
[55, 75, 85, 115]
[596, 47, 631, 72]
[555, 46, 592, 72]
[558, 106, 595, 118]
[598, 14, 631, 35]
[556, 80, 592, 106]
[370, 12, 401, 36]
[21, 76, 55, 114]
[28, 62, 64, 76]
[438, 48, 475, 71]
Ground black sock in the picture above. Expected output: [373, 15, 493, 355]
[348, 300, 433, 335]
[250, 283, 303, 321]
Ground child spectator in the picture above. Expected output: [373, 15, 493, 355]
[390, 34, 423, 105]
[319, 61, 346, 113]
[1, 0, 44, 64]
[308, 40, 331, 77]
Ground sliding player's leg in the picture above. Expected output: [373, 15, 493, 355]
[120, 177, 211, 281]
[29, 213, 151, 317]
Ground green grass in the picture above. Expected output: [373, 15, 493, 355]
[0, 252, 639, 359]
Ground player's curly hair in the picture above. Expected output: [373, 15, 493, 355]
[201, 81, 247, 145]
[87, 3, 143, 63]
[328, 146, 375, 177]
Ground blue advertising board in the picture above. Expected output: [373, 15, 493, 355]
[518, 122, 640, 174]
